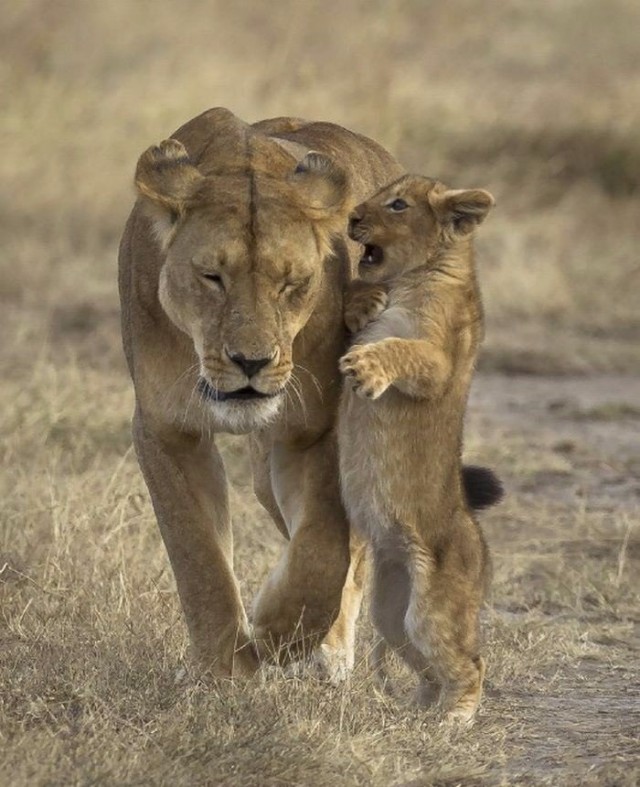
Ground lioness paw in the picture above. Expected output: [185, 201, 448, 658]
[339, 345, 392, 399]
[344, 287, 389, 334]
[314, 643, 353, 685]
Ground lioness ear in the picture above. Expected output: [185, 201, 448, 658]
[291, 152, 349, 217]
[430, 188, 495, 236]
[134, 139, 205, 247]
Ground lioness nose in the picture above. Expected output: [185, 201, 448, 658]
[226, 350, 273, 378]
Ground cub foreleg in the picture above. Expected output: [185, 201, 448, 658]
[339, 338, 451, 400]
[344, 281, 389, 334]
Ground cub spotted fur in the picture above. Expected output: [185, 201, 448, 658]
[338, 175, 495, 722]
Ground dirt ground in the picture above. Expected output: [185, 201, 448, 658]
[465, 374, 640, 782]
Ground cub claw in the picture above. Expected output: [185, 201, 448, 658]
[339, 345, 391, 400]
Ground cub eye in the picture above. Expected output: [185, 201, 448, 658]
[388, 198, 409, 212]
[203, 273, 223, 288]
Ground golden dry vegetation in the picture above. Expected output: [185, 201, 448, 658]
[1, 1, 639, 784]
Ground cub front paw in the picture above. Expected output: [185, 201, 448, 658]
[344, 287, 389, 334]
[339, 345, 392, 399]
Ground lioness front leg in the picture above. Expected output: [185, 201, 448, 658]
[340, 338, 451, 400]
[133, 410, 258, 677]
[251, 431, 350, 663]
[344, 281, 389, 334]
[315, 532, 367, 683]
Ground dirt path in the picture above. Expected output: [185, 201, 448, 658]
[462, 374, 640, 783]
[470, 374, 640, 508]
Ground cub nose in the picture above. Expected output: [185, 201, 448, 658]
[226, 350, 273, 378]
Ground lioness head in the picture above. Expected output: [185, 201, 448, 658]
[134, 138, 350, 430]
[348, 175, 494, 282]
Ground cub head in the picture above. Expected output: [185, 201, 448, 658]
[134, 138, 350, 431]
[348, 175, 494, 283]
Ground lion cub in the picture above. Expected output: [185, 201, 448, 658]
[338, 175, 495, 723]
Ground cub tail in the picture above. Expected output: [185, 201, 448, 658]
[462, 465, 504, 511]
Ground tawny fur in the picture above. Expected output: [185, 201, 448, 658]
[119, 108, 500, 684]
[338, 175, 495, 722]
[120, 108, 405, 677]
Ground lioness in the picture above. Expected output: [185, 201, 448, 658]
[119, 107, 501, 679]
[338, 175, 495, 721]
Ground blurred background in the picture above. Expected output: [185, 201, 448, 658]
[2, 0, 639, 380]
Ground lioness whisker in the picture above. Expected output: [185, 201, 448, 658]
[164, 364, 201, 429]
[180, 380, 200, 432]
[295, 363, 323, 400]
[163, 362, 200, 412]
[287, 372, 308, 427]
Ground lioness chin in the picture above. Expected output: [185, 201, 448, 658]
[338, 174, 495, 722]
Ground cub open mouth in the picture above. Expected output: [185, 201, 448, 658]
[359, 244, 384, 266]
[198, 379, 278, 402]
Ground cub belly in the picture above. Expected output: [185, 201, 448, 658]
[338, 385, 422, 540]
[339, 390, 387, 539]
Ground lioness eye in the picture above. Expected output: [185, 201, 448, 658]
[280, 276, 311, 296]
[388, 198, 408, 212]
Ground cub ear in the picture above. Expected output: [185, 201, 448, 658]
[430, 188, 495, 236]
[134, 139, 204, 246]
[290, 152, 350, 218]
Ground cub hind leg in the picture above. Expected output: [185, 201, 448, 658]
[370, 544, 441, 704]
[404, 528, 488, 723]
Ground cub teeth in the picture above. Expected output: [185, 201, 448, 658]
[360, 244, 383, 266]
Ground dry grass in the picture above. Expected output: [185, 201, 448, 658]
[1, 1, 639, 784]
